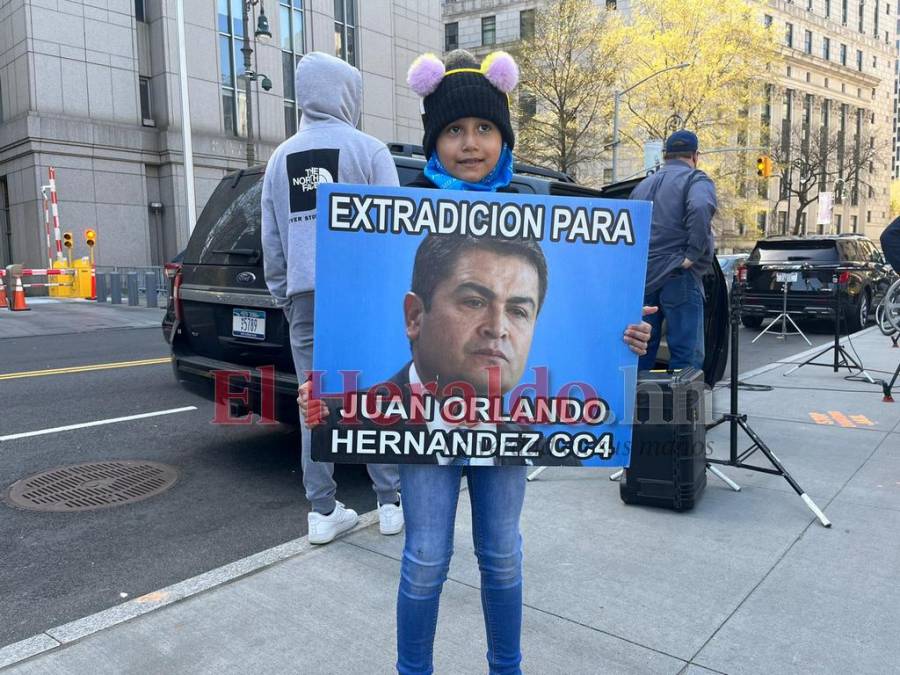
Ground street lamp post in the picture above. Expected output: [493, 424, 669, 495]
[241, 1, 272, 167]
[611, 62, 690, 182]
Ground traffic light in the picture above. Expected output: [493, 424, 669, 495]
[84, 229, 96, 247]
[756, 155, 773, 178]
[63, 232, 73, 249]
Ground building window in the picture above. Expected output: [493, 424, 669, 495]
[804, 29, 813, 53]
[334, 0, 357, 66]
[827, 0, 832, 16]
[823, 36, 831, 59]
[778, 211, 788, 234]
[867, 210, 872, 222]
[603, 168, 613, 183]
[851, 214, 858, 232]
[857, 48, 863, 70]
[764, 14, 773, 27]
[875, 0, 881, 35]
[281, 0, 305, 137]
[139, 77, 153, 126]
[135, 0, 145, 22]
[218, 0, 247, 137]
[835, 213, 843, 232]
[840, 43, 847, 64]
[520, 9, 535, 40]
[786, 22, 793, 47]
[843, 0, 849, 23]
[482, 16, 496, 46]
[808, 0, 814, 9]
[859, 0, 866, 32]
[445, 22, 458, 51]
[606, 0, 617, 8]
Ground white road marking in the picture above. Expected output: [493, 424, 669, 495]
[0, 406, 198, 442]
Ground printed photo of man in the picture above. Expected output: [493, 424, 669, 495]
[302, 232, 653, 466]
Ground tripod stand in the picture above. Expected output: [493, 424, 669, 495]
[707, 277, 831, 527]
[751, 266, 811, 345]
[783, 269, 875, 384]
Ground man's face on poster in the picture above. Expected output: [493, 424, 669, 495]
[404, 248, 540, 395]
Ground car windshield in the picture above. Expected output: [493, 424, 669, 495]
[749, 241, 839, 263]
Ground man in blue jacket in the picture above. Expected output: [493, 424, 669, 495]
[630, 130, 718, 372]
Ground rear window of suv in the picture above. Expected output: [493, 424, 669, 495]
[749, 240, 839, 264]
[184, 170, 264, 266]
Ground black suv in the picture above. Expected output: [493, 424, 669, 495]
[163, 148, 728, 423]
[740, 234, 896, 333]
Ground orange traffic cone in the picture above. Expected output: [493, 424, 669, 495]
[10, 276, 30, 311]
[0, 275, 8, 309]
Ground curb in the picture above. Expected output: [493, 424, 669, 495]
[0, 509, 381, 670]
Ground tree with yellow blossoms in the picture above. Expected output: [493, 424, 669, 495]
[619, 0, 781, 237]
[516, 0, 781, 241]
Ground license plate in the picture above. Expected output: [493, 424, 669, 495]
[232, 309, 266, 340]
[775, 272, 799, 283]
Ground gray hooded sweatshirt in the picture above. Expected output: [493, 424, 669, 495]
[261, 51, 399, 304]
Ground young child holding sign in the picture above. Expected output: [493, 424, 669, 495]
[301, 49, 654, 674]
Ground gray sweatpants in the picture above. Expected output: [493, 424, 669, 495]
[285, 293, 400, 514]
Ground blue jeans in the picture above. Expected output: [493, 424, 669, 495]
[396, 464, 527, 675]
[638, 270, 705, 372]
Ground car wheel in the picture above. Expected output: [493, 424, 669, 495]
[846, 290, 870, 333]
[741, 315, 763, 329]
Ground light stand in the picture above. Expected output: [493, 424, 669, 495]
[783, 268, 875, 383]
[751, 265, 811, 345]
[706, 274, 831, 527]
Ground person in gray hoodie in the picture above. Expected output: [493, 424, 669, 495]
[261, 51, 402, 545]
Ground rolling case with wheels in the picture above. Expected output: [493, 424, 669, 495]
[620, 368, 707, 511]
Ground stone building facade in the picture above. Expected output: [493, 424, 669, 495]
[0, 0, 440, 268]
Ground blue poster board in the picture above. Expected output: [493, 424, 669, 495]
[311, 184, 651, 467]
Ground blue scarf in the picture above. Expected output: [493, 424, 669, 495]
[423, 144, 514, 192]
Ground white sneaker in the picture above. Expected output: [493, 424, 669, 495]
[378, 500, 404, 535]
[307, 501, 359, 544]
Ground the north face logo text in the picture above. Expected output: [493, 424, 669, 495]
[292, 167, 334, 192]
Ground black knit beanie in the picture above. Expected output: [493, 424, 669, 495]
[407, 50, 519, 159]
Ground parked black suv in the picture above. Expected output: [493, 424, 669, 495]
[739, 234, 896, 333]
[163, 148, 728, 423]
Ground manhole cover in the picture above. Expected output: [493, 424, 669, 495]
[4, 461, 179, 512]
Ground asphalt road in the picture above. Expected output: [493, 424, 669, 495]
[0, 327, 377, 649]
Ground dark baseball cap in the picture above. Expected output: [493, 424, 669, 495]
[665, 130, 699, 153]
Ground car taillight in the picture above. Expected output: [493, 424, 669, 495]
[173, 269, 184, 322]
[736, 263, 747, 284]
[164, 262, 181, 280]
[838, 270, 851, 284]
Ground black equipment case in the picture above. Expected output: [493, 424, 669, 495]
[620, 368, 707, 511]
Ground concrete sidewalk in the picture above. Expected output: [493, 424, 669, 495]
[0, 299, 165, 339]
[2, 328, 898, 674]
